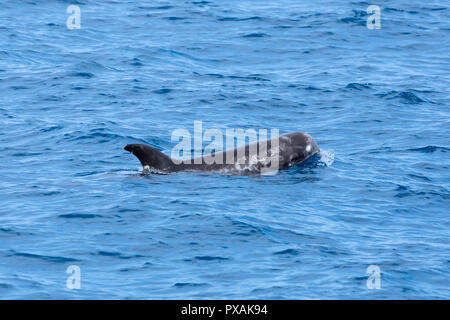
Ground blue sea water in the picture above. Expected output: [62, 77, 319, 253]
[0, 0, 449, 299]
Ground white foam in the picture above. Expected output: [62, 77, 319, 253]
[318, 149, 335, 166]
[142, 166, 167, 175]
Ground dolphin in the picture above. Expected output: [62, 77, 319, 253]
[124, 132, 319, 174]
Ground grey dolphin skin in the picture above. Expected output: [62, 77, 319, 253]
[124, 132, 319, 174]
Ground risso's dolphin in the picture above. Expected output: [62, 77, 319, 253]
[124, 132, 319, 174]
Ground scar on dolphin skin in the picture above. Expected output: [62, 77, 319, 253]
[124, 131, 320, 174]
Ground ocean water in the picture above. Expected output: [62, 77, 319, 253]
[0, 0, 449, 299]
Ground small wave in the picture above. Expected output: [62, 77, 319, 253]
[130, 57, 143, 66]
[0, 228, 34, 237]
[395, 91, 427, 104]
[408, 146, 449, 153]
[364, 146, 449, 155]
[339, 10, 367, 26]
[242, 33, 268, 38]
[228, 75, 270, 82]
[150, 5, 174, 10]
[407, 174, 432, 182]
[69, 72, 95, 79]
[0, 227, 15, 234]
[9, 250, 79, 264]
[63, 130, 124, 143]
[74, 171, 105, 177]
[345, 83, 372, 90]
[93, 251, 145, 259]
[0, 283, 14, 289]
[384, 7, 420, 14]
[394, 184, 450, 200]
[96, 251, 121, 257]
[71, 86, 88, 91]
[376, 90, 432, 104]
[73, 61, 117, 73]
[192, 1, 210, 5]
[304, 86, 321, 91]
[200, 73, 270, 82]
[274, 249, 300, 256]
[40, 125, 63, 133]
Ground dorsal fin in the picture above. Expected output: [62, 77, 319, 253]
[124, 144, 175, 171]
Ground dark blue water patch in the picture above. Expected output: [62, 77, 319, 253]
[10, 86, 29, 90]
[304, 85, 322, 91]
[375, 91, 431, 104]
[0, 228, 15, 234]
[62, 131, 124, 143]
[427, 7, 447, 11]
[0, 283, 14, 289]
[40, 125, 64, 133]
[345, 83, 372, 90]
[115, 207, 142, 213]
[319, 247, 341, 256]
[200, 72, 223, 78]
[73, 61, 116, 73]
[58, 213, 104, 219]
[40, 191, 61, 197]
[395, 91, 428, 104]
[154, 5, 174, 10]
[12, 152, 42, 157]
[274, 249, 300, 256]
[218, 16, 264, 22]
[407, 146, 450, 153]
[8, 250, 79, 264]
[339, 10, 368, 26]
[153, 88, 172, 94]
[166, 16, 185, 21]
[41, 95, 63, 102]
[0, 228, 34, 237]
[71, 86, 88, 91]
[69, 72, 95, 79]
[130, 58, 144, 66]
[227, 220, 268, 238]
[394, 185, 450, 200]
[228, 75, 271, 82]
[384, 7, 420, 15]
[191, 1, 211, 6]
[242, 33, 268, 38]
[119, 262, 154, 272]
[92, 251, 146, 260]
[98, 92, 117, 99]
[407, 174, 432, 182]
[189, 256, 230, 262]
[363, 146, 413, 155]
[197, 73, 271, 83]
[73, 171, 104, 177]
[173, 282, 210, 288]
